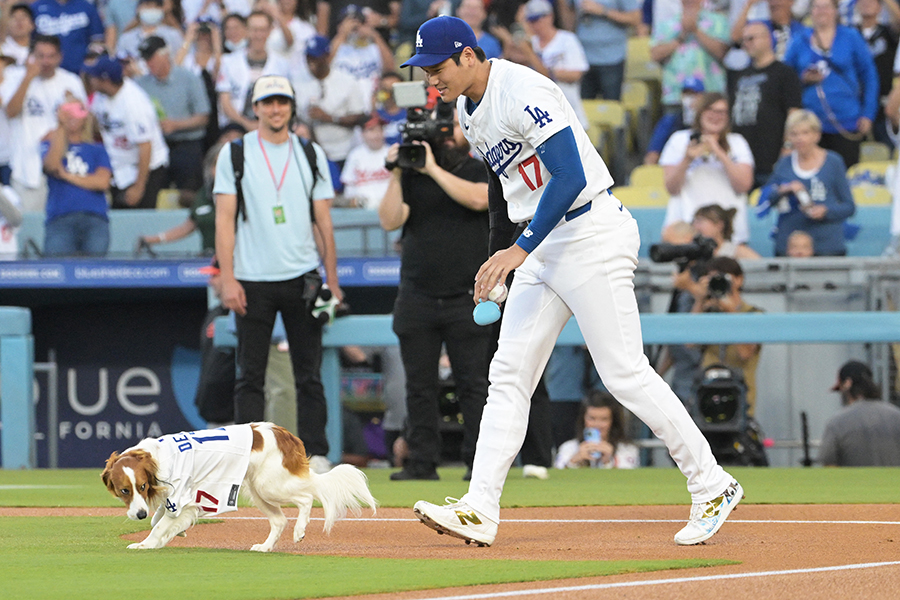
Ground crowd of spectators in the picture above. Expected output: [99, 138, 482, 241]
[1, 0, 898, 259]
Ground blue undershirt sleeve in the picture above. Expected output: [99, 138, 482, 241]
[515, 126, 587, 254]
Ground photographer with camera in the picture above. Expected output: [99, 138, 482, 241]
[687, 256, 763, 417]
[378, 94, 491, 481]
[759, 109, 856, 256]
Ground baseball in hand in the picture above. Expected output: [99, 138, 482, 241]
[488, 282, 508, 303]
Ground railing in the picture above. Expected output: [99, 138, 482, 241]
[214, 312, 900, 466]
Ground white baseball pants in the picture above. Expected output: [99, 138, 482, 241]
[462, 192, 733, 524]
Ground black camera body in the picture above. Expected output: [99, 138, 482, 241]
[396, 101, 454, 169]
[649, 235, 717, 266]
[388, 81, 455, 170]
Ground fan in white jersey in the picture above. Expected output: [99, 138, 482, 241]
[402, 15, 744, 548]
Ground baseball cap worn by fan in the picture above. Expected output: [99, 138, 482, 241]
[401, 16, 478, 68]
[81, 54, 124, 84]
[138, 35, 167, 61]
[306, 35, 331, 59]
[525, 0, 554, 21]
[831, 360, 873, 391]
[682, 76, 705, 93]
[251, 75, 294, 103]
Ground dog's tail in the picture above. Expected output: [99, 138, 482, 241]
[311, 464, 377, 533]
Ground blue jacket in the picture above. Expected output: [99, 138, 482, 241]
[764, 151, 856, 256]
[783, 26, 879, 134]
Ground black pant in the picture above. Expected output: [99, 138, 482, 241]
[111, 165, 168, 209]
[166, 139, 205, 192]
[234, 274, 328, 456]
[819, 132, 861, 169]
[392, 286, 491, 471]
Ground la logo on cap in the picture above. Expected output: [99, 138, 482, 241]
[416, 32, 423, 48]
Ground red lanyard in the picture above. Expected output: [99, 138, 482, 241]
[258, 133, 292, 203]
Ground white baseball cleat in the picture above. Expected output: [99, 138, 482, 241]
[522, 465, 549, 479]
[674, 480, 744, 545]
[414, 497, 497, 547]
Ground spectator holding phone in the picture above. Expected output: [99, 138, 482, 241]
[783, 0, 878, 168]
[553, 390, 639, 469]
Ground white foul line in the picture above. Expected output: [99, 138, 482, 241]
[218, 515, 900, 526]
[413, 561, 900, 600]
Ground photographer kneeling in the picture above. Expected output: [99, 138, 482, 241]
[378, 103, 491, 481]
[686, 257, 763, 417]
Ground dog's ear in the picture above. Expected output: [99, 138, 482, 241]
[132, 450, 164, 500]
[100, 452, 120, 491]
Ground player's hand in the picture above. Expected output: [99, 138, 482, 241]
[220, 276, 247, 316]
[474, 245, 528, 303]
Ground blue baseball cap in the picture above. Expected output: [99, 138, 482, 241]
[682, 76, 704, 93]
[306, 35, 331, 59]
[82, 54, 123, 84]
[401, 16, 478, 68]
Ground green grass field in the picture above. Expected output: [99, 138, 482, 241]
[1, 466, 897, 599]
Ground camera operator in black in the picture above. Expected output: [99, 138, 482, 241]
[687, 257, 763, 417]
[378, 104, 491, 481]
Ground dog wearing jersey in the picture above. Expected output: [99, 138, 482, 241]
[101, 422, 376, 551]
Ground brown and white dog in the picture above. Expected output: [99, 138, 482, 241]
[101, 422, 377, 551]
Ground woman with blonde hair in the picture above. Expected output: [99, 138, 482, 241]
[660, 92, 755, 246]
[761, 109, 855, 256]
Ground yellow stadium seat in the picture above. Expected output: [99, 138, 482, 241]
[859, 140, 891, 162]
[612, 185, 670, 207]
[851, 184, 892, 205]
[626, 36, 652, 63]
[394, 41, 413, 72]
[621, 80, 651, 153]
[628, 163, 665, 187]
[846, 160, 893, 186]
[583, 99, 628, 181]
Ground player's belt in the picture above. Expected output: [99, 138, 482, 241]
[564, 200, 592, 222]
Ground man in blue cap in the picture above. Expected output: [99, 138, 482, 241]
[404, 15, 743, 548]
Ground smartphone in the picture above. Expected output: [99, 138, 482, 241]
[584, 427, 602, 462]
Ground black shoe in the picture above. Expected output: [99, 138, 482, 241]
[463, 467, 472, 481]
[390, 468, 439, 481]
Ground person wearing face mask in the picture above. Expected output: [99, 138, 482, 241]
[222, 12, 250, 53]
[117, 0, 185, 65]
[30, 0, 105, 74]
[644, 77, 705, 165]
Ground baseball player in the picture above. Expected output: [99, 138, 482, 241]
[403, 16, 743, 547]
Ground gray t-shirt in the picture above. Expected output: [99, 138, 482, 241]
[819, 400, 900, 466]
[136, 65, 211, 142]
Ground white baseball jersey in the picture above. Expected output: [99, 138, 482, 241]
[90, 78, 169, 189]
[457, 59, 614, 224]
[454, 59, 732, 524]
[141, 424, 253, 518]
[0, 66, 87, 188]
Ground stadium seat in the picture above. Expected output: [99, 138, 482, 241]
[851, 184, 893, 205]
[612, 184, 669, 207]
[628, 163, 665, 187]
[583, 99, 628, 182]
[621, 80, 651, 154]
[846, 160, 893, 187]
[859, 140, 891, 162]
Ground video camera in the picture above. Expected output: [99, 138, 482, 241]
[649, 235, 717, 267]
[390, 81, 454, 169]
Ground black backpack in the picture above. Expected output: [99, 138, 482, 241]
[230, 133, 322, 226]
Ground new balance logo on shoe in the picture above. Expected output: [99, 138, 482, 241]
[455, 510, 482, 526]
